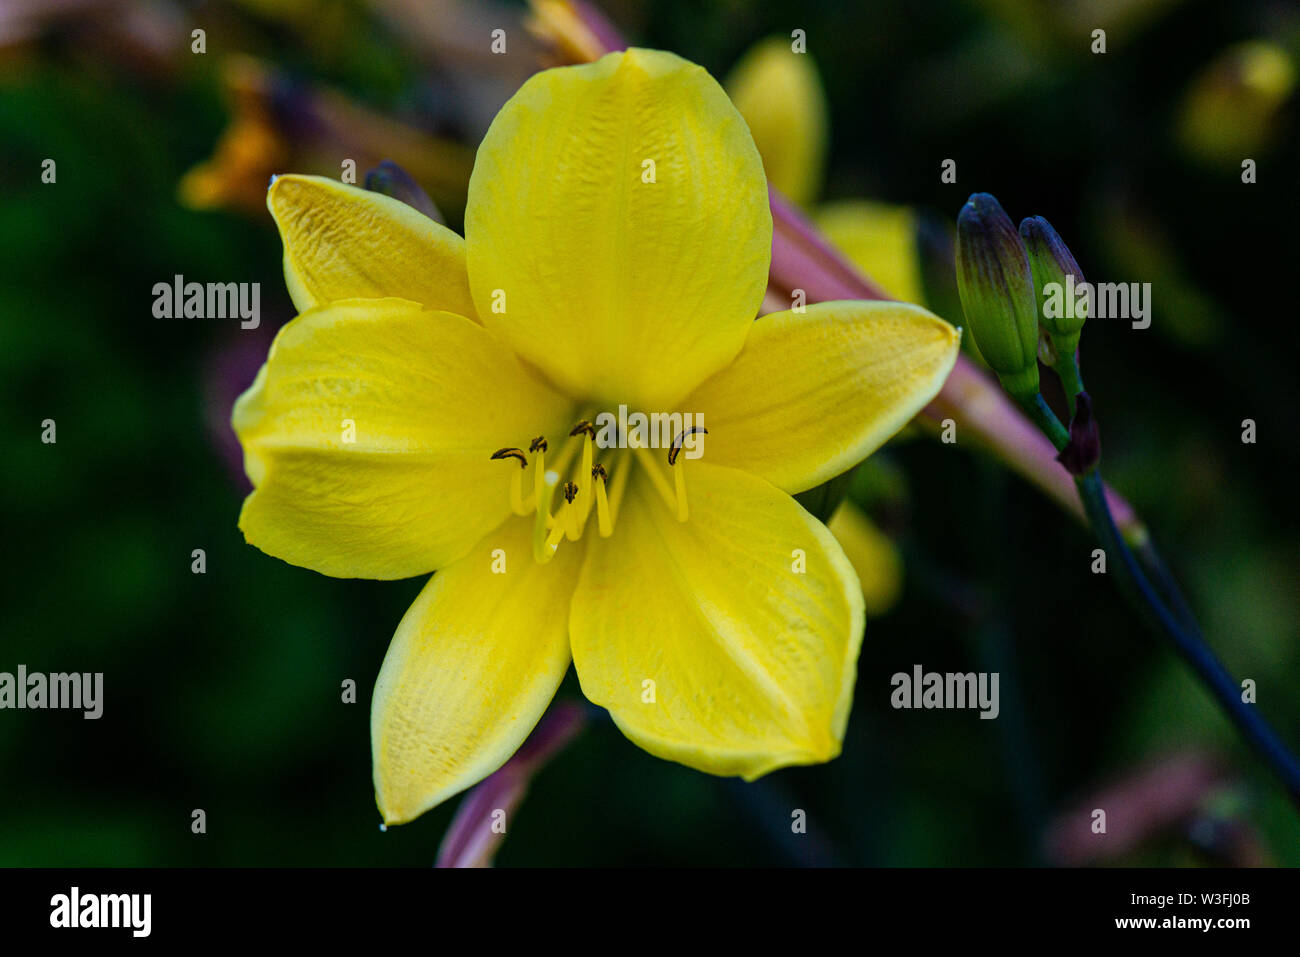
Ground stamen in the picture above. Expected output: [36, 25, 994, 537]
[666, 427, 707, 523]
[570, 421, 596, 525]
[532, 467, 560, 564]
[544, 505, 568, 553]
[667, 426, 708, 466]
[563, 481, 582, 541]
[529, 436, 548, 506]
[592, 464, 612, 537]
[491, 447, 531, 515]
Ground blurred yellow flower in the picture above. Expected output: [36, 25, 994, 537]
[180, 56, 474, 218]
[827, 501, 904, 617]
[817, 201, 925, 308]
[726, 37, 926, 308]
[1178, 40, 1295, 165]
[725, 36, 828, 207]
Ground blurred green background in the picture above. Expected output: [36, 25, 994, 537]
[1, 0, 1297, 866]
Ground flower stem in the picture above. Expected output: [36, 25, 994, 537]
[1075, 471, 1300, 807]
[1019, 383, 1300, 805]
[1016, 393, 1070, 450]
[1053, 354, 1085, 420]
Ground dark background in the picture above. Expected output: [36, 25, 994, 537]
[1, 0, 1297, 865]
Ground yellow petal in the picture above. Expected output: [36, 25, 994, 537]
[570, 463, 863, 779]
[372, 518, 581, 825]
[466, 48, 772, 409]
[267, 174, 476, 316]
[816, 200, 925, 305]
[234, 297, 573, 579]
[683, 301, 960, 494]
[725, 36, 828, 207]
[827, 501, 903, 617]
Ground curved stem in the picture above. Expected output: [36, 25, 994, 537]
[1076, 472, 1300, 807]
[1134, 538, 1202, 635]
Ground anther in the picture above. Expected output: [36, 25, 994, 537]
[592, 464, 612, 538]
[667, 427, 709, 466]
[529, 436, 548, 453]
[569, 420, 596, 438]
[562, 481, 582, 541]
[490, 447, 528, 467]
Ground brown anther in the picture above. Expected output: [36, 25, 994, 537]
[529, 436, 548, 453]
[563, 481, 579, 503]
[569, 420, 596, 439]
[667, 426, 709, 466]
[591, 464, 608, 484]
[490, 447, 528, 468]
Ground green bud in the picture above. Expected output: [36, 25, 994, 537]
[1020, 215, 1086, 358]
[956, 193, 1040, 399]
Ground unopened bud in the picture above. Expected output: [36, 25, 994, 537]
[956, 193, 1040, 399]
[1021, 215, 1086, 358]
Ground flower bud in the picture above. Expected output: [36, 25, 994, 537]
[1020, 215, 1086, 358]
[956, 193, 1040, 399]
[1056, 392, 1101, 476]
[364, 160, 443, 223]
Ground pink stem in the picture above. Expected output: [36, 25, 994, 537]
[435, 702, 586, 868]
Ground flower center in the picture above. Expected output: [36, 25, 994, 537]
[490, 412, 707, 564]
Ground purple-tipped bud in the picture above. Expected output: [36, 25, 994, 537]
[1021, 215, 1087, 355]
[956, 193, 1040, 399]
[364, 160, 443, 224]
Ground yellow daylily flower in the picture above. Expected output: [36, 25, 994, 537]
[233, 48, 960, 825]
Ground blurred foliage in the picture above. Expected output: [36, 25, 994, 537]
[1, 0, 1297, 865]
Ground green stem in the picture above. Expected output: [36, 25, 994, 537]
[1052, 355, 1085, 420]
[1016, 393, 1070, 450]
[1015, 383, 1300, 806]
[1134, 538, 1201, 636]
[1076, 472, 1300, 808]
